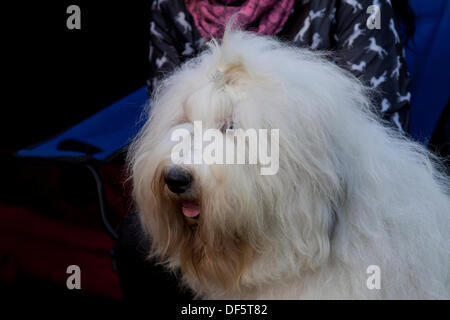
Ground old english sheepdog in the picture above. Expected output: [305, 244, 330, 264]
[128, 28, 450, 299]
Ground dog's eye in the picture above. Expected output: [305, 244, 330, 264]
[220, 121, 236, 133]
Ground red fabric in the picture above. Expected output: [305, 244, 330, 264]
[185, 0, 295, 40]
[0, 162, 129, 300]
[0, 204, 122, 300]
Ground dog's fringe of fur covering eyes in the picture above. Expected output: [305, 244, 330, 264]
[127, 24, 450, 299]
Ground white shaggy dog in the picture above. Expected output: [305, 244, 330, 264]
[128, 28, 450, 299]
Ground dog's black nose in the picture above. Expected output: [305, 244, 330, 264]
[164, 166, 192, 194]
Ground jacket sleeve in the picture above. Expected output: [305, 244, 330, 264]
[147, 0, 201, 95]
[334, 0, 410, 132]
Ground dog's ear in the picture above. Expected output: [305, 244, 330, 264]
[314, 175, 346, 269]
[327, 207, 338, 243]
[308, 201, 338, 270]
[290, 175, 344, 271]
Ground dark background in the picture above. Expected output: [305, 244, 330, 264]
[4, 1, 151, 153]
[1, 1, 152, 306]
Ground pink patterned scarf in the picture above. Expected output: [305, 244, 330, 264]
[184, 0, 295, 40]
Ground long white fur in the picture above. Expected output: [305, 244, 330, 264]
[129, 28, 450, 299]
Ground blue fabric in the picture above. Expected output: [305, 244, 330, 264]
[17, 87, 148, 161]
[406, 0, 450, 144]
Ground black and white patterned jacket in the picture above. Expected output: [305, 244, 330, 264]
[147, 0, 410, 132]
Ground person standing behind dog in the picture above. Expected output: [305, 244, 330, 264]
[115, 0, 414, 303]
[147, 0, 412, 132]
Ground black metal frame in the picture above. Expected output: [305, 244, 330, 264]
[85, 164, 118, 241]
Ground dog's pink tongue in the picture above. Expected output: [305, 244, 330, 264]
[182, 201, 200, 218]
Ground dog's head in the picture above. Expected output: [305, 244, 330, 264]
[128, 28, 372, 296]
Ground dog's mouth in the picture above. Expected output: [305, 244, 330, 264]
[181, 200, 200, 219]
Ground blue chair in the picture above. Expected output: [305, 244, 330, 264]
[17, 87, 148, 162]
[405, 0, 450, 144]
[15, 86, 149, 240]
